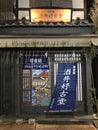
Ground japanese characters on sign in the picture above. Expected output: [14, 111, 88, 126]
[30, 9, 72, 22]
[23, 54, 49, 69]
[48, 63, 77, 112]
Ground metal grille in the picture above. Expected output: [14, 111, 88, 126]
[22, 50, 84, 112]
[0, 50, 19, 115]
[22, 70, 31, 102]
[0, 49, 85, 115]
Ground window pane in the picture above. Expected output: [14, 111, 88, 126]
[72, 0, 84, 9]
[18, 11, 29, 19]
[18, 0, 29, 8]
[72, 11, 84, 19]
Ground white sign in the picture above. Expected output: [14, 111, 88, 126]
[0, 37, 93, 48]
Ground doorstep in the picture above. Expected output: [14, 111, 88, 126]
[36, 113, 98, 125]
[0, 113, 98, 125]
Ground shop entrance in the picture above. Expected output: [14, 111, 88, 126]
[21, 50, 86, 114]
[0, 49, 86, 115]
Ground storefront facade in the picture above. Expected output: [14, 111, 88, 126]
[0, 0, 97, 116]
[0, 28, 98, 116]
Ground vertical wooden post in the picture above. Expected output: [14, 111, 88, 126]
[15, 51, 20, 115]
[85, 50, 93, 114]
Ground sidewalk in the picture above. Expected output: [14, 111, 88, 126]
[0, 123, 97, 130]
[0, 114, 97, 130]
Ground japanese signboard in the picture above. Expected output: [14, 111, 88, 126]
[47, 63, 77, 112]
[0, 38, 92, 48]
[30, 9, 72, 22]
[23, 53, 49, 69]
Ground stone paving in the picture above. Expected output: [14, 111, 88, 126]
[36, 124, 97, 130]
[0, 114, 97, 130]
[0, 123, 97, 130]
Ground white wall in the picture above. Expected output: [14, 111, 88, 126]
[72, 0, 84, 20]
[72, 11, 84, 19]
[18, 11, 29, 19]
[18, 0, 85, 20]
[72, 0, 84, 9]
[18, 0, 84, 9]
[18, 0, 29, 8]
[18, 0, 29, 19]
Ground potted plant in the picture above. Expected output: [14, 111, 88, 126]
[91, 87, 98, 114]
[90, 0, 98, 34]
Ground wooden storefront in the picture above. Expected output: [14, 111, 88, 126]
[0, 24, 97, 116]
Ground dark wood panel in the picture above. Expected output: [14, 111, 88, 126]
[0, 0, 13, 21]
[0, 0, 13, 8]
[52, 0, 72, 8]
[30, 0, 72, 8]
[30, 0, 51, 7]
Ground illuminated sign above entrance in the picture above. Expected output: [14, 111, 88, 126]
[30, 9, 72, 23]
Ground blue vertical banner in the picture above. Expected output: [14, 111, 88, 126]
[47, 63, 77, 112]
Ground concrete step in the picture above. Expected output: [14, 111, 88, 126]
[37, 116, 93, 125]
